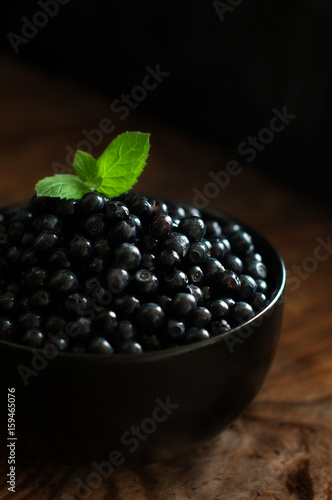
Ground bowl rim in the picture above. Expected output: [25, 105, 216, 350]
[0, 201, 286, 362]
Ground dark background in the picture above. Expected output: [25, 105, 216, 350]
[2, 0, 332, 203]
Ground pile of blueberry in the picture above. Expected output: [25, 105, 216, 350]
[0, 192, 269, 354]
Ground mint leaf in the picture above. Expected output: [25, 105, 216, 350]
[97, 131, 150, 197]
[35, 174, 91, 200]
[73, 151, 102, 190]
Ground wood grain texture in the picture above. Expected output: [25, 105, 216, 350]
[0, 54, 332, 500]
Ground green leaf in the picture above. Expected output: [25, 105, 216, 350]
[73, 151, 102, 190]
[35, 174, 92, 200]
[97, 131, 150, 197]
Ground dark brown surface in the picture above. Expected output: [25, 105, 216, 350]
[0, 54, 332, 499]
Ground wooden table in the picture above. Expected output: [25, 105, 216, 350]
[0, 54, 332, 500]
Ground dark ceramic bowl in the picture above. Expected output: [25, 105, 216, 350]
[0, 205, 285, 467]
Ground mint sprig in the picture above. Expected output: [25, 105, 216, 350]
[35, 131, 150, 199]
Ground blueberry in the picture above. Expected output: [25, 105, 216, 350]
[65, 293, 89, 316]
[117, 340, 143, 354]
[140, 252, 156, 271]
[29, 289, 52, 311]
[21, 233, 35, 248]
[161, 270, 188, 293]
[69, 317, 92, 340]
[0, 293, 16, 315]
[57, 199, 78, 217]
[24, 267, 47, 289]
[202, 257, 224, 285]
[168, 204, 186, 220]
[223, 254, 243, 275]
[244, 252, 263, 264]
[231, 301, 255, 324]
[239, 275, 257, 299]
[83, 214, 105, 239]
[105, 201, 129, 224]
[205, 220, 222, 238]
[93, 310, 118, 335]
[187, 266, 204, 285]
[186, 242, 208, 265]
[49, 249, 71, 269]
[87, 258, 104, 275]
[228, 230, 254, 255]
[245, 261, 268, 280]
[178, 216, 206, 241]
[79, 192, 105, 214]
[217, 270, 241, 295]
[130, 197, 153, 222]
[21, 328, 44, 347]
[190, 307, 212, 328]
[43, 316, 66, 335]
[157, 249, 180, 270]
[8, 222, 26, 243]
[129, 214, 142, 235]
[69, 236, 93, 261]
[18, 312, 40, 330]
[156, 294, 172, 311]
[210, 319, 231, 336]
[185, 328, 210, 344]
[113, 243, 141, 270]
[114, 295, 140, 317]
[171, 293, 196, 319]
[150, 214, 173, 239]
[85, 276, 109, 301]
[0, 317, 15, 341]
[35, 214, 62, 234]
[222, 223, 241, 236]
[164, 232, 190, 258]
[48, 335, 68, 351]
[150, 199, 168, 215]
[141, 333, 165, 351]
[110, 220, 137, 244]
[140, 234, 160, 252]
[112, 321, 136, 345]
[165, 319, 185, 340]
[137, 303, 165, 333]
[88, 337, 114, 355]
[256, 279, 268, 294]
[94, 238, 111, 258]
[106, 267, 129, 294]
[186, 284, 204, 306]
[34, 232, 58, 253]
[49, 270, 78, 295]
[207, 299, 229, 319]
[251, 292, 267, 311]
[201, 285, 214, 302]
[134, 269, 158, 295]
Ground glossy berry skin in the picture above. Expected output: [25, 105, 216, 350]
[245, 261, 268, 280]
[256, 279, 268, 294]
[185, 327, 210, 344]
[23, 267, 47, 289]
[18, 312, 40, 330]
[65, 294, 89, 316]
[112, 321, 136, 345]
[117, 340, 143, 354]
[165, 319, 185, 340]
[205, 219, 222, 239]
[140, 252, 156, 271]
[113, 243, 141, 270]
[231, 301, 255, 324]
[49, 249, 71, 269]
[251, 292, 267, 311]
[0, 317, 15, 341]
[210, 319, 231, 336]
[29, 289, 52, 311]
[186, 241, 208, 265]
[83, 214, 105, 239]
[157, 249, 181, 270]
[114, 295, 140, 318]
[161, 270, 188, 293]
[190, 307, 212, 328]
[106, 268, 129, 294]
[223, 254, 243, 275]
[21, 328, 44, 347]
[34, 231, 58, 254]
[69, 236, 93, 261]
[163, 232, 190, 258]
[228, 230, 254, 255]
[85, 276, 107, 301]
[151, 199, 168, 216]
[171, 293, 196, 319]
[217, 270, 241, 295]
[43, 315, 66, 335]
[207, 299, 229, 319]
[187, 266, 204, 285]
[49, 270, 78, 295]
[130, 197, 153, 222]
[202, 258, 224, 285]
[150, 214, 173, 239]
[79, 192, 105, 214]
[0, 293, 16, 315]
[93, 310, 118, 335]
[134, 269, 158, 295]
[88, 337, 114, 355]
[239, 275, 257, 299]
[105, 201, 129, 224]
[179, 217, 206, 242]
[34, 214, 62, 234]
[110, 220, 137, 244]
[94, 238, 111, 258]
[137, 303, 165, 333]
[186, 284, 204, 306]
